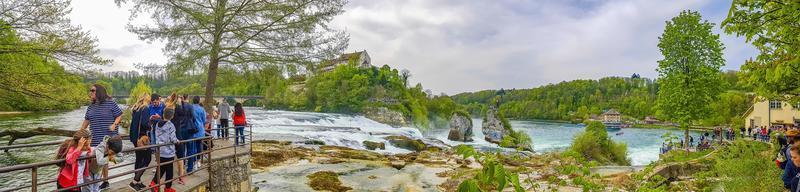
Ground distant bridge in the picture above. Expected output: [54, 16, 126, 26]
[111, 95, 264, 103]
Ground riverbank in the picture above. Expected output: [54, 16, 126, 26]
[249, 139, 630, 191]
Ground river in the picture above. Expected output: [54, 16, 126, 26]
[0, 106, 701, 190]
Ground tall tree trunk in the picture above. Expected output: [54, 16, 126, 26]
[204, 0, 225, 112]
[205, 55, 219, 112]
[684, 124, 690, 154]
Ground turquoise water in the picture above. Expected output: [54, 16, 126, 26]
[0, 107, 703, 190]
[424, 119, 703, 166]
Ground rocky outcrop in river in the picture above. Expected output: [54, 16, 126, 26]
[447, 112, 473, 142]
[362, 107, 408, 127]
[249, 139, 607, 191]
[482, 105, 509, 144]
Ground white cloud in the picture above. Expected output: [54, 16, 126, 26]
[332, 0, 758, 94]
[67, 0, 757, 94]
[69, 0, 167, 72]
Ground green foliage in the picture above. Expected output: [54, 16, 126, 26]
[701, 91, 751, 127]
[712, 140, 783, 191]
[454, 145, 526, 192]
[261, 63, 461, 129]
[723, 0, 800, 101]
[452, 77, 659, 121]
[656, 10, 725, 148]
[568, 121, 630, 165]
[127, 80, 152, 104]
[0, 21, 86, 111]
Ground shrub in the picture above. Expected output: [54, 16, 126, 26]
[569, 121, 629, 165]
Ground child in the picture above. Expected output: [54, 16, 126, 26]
[84, 135, 123, 191]
[56, 129, 92, 191]
[151, 107, 179, 192]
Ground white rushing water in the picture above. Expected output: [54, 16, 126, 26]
[247, 109, 426, 153]
[245, 108, 701, 166]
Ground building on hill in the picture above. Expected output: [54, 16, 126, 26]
[742, 97, 800, 131]
[602, 109, 622, 130]
[317, 50, 371, 73]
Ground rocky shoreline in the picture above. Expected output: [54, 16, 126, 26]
[248, 139, 637, 191]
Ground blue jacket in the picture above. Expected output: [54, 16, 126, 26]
[191, 104, 207, 139]
[785, 147, 798, 189]
[128, 107, 151, 145]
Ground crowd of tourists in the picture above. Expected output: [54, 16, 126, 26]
[54, 84, 249, 192]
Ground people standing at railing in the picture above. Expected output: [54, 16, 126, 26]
[173, 93, 194, 184]
[56, 129, 92, 191]
[79, 84, 122, 189]
[187, 96, 207, 173]
[85, 135, 123, 192]
[233, 103, 247, 145]
[127, 93, 153, 190]
[204, 108, 215, 154]
[150, 108, 179, 192]
[211, 105, 219, 138]
[218, 100, 232, 140]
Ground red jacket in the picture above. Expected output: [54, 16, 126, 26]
[58, 146, 90, 188]
[233, 111, 246, 126]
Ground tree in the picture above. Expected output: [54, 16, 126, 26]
[656, 10, 725, 150]
[128, 80, 153, 104]
[722, 0, 800, 101]
[0, 0, 109, 69]
[0, 23, 86, 111]
[117, 0, 349, 110]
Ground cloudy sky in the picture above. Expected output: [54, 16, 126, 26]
[70, 0, 757, 94]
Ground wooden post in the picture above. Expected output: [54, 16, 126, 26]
[31, 166, 37, 192]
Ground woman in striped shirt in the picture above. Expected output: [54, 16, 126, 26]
[79, 84, 122, 189]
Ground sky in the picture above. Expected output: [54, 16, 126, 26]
[69, 0, 758, 95]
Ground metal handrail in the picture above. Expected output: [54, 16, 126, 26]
[0, 125, 253, 192]
[0, 135, 130, 151]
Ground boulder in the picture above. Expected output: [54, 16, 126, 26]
[482, 106, 509, 144]
[320, 145, 385, 161]
[362, 140, 386, 150]
[384, 135, 427, 152]
[447, 112, 474, 142]
[362, 107, 409, 127]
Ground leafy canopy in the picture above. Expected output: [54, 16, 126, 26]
[655, 10, 725, 126]
[723, 0, 800, 101]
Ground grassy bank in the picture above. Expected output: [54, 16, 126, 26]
[632, 140, 782, 191]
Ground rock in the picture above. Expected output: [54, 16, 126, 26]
[251, 146, 306, 168]
[320, 145, 385, 160]
[307, 171, 352, 192]
[303, 140, 325, 145]
[362, 107, 408, 127]
[388, 160, 407, 170]
[482, 105, 509, 144]
[362, 140, 386, 150]
[384, 135, 427, 152]
[447, 112, 474, 142]
[253, 140, 292, 145]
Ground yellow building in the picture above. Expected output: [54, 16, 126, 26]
[742, 97, 800, 130]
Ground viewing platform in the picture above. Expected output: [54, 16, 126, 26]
[0, 126, 254, 192]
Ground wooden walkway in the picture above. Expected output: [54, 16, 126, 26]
[108, 139, 250, 191]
